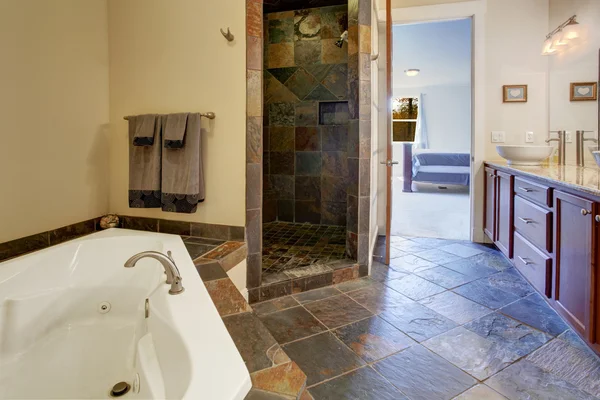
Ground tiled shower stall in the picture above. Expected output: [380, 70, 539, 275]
[245, 0, 372, 297]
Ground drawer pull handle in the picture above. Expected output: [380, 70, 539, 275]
[518, 256, 533, 266]
[518, 187, 533, 193]
[518, 217, 533, 224]
[581, 209, 591, 216]
[488, 173, 495, 178]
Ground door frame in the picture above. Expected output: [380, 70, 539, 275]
[381, 1, 486, 261]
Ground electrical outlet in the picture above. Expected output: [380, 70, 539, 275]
[525, 131, 534, 143]
[565, 131, 573, 143]
[491, 131, 505, 143]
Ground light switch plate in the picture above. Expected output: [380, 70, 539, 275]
[565, 131, 573, 143]
[525, 131, 534, 143]
[491, 131, 505, 143]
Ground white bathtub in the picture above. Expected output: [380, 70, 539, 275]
[0, 229, 251, 400]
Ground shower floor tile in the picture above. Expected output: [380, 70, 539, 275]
[262, 221, 347, 274]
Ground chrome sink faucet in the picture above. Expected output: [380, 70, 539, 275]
[576, 130, 598, 167]
[124, 251, 184, 295]
[545, 130, 566, 165]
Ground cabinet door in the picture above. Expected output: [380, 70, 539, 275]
[484, 167, 497, 241]
[496, 171, 514, 258]
[553, 190, 593, 338]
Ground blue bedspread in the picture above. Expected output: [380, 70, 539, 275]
[412, 152, 470, 186]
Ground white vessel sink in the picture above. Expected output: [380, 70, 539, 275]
[496, 145, 554, 166]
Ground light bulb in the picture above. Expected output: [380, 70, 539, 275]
[563, 22, 582, 41]
[541, 37, 556, 55]
[404, 69, 420, 77]
[553, 30, 568, 46]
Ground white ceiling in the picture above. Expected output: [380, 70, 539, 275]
[378, 0, 473, 9]
[393, 18, 472, 89]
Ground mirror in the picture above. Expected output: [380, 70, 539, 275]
[547, 1, 600, 167]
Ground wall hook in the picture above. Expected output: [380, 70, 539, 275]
[371, 53, 379, 61]
[220, 27, 234, 42]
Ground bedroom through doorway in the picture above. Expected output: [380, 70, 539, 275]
[390, 18, 472, 241]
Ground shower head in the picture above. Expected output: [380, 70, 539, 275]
[335, 30, 348, 48]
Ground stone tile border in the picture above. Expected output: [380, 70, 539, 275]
[196, 247, 310, 399]
[119, 215, 244, 241]
[0, 217, 100, 263]
[248, 261, 361, 304]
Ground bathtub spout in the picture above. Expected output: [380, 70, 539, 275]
[124, 251, 184, 295]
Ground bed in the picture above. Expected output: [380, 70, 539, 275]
[402, 143, 470, 192]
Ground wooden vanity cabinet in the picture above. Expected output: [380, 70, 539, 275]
[484, 167, 497, 241]
[553, 190, 594, 340]
[496, 171, 514, 258]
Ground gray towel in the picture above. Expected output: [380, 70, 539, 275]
[163, 113, 189, 148]
[161, 113, 204, 213]
[133, 114, 158, 146]
[129, 115, 162, 208]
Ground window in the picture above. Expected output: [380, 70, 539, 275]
[392, 97, 418, 142]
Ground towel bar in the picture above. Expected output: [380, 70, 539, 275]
[123, 112, 216, 120]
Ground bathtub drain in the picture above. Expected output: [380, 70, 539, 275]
[98, 301, 111, 314]
[110, 382, 130, 397]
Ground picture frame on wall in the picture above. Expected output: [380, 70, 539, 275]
[570, 82, 598, 101]
[502, 85, 528, 103]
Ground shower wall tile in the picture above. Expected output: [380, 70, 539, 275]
[247, 116, 262, 164]
[295, 176, 321, 201]
[346, 194, 358, 233]
[246, 164, 262, 210]
[296, 152, 322, 176]
[347, 24, 358, 55]
[247, 0, 263, 37]
[320, 101, 349, 125]
[269, 10, 294, 20]
[263, 199, 277, 223]
[247, 36, 263, 70]
[286, 69, 318, 99]
[347, 120, 359, 157]
[295, 127, 320, 151]
[322, 151, 348, 177]
[295, 101, 318, 126]
[359, 120, 371, 159]
[268, 43, 295, 68]
[269, 102, 295, 126]
[247, 70, 263, 117]
[271, 152, 295, 175]
[359, 158, 370, 197]
[321, 6, 348, 39]
[270, 126, 295, 151]
[268, 18, 294, 44]
[295, 41, 322, 66]
[347, 157, 359, 196]
[322, 202, 347, 226]
[322, 176, 347, 203]
[271, 175, 295, 199]
[322, 125, 347, 151]
[295, 200, 321, 224]
[358, 0, 371, 25]
[278, 200, 295, 221]
[358, 53, 370, 81]
[322, 64, 349, 99]
[269, 67, 298, 85]
[322, 39, 349, 64]
[159, 219, 191, 236]
[305, 84, 338, 101]
[294, 9, 322, 41]
[348, 0, 359, 25]
[306, 64, 334, 81]
[358, 24, 371, 54]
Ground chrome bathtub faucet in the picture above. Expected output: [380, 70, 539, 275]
[124, 251, 184, 295]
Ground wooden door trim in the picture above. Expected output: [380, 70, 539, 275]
[384, 0, 392, 265]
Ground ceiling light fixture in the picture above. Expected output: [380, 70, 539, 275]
[542, 15, 582, 56]
[405, 69, 420, 77]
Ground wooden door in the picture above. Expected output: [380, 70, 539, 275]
[484, 167, 497, 241]
[384, 0, 392, 264]
[553, 190, 593, 338]
[495, 171, 514, 258]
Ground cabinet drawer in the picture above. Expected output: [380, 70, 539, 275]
[514, 177, 552, 207]
[514, 232, 552, 297]
[514, 195, 552, 252]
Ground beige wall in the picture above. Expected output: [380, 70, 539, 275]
[0, 0, 110, 243]
[107, 0, 247, 227]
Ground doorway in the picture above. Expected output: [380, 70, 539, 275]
[390, 18, 473, 242]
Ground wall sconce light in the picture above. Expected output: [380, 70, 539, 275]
[405, 69, 420, 77]
[542, 15, 581, 56]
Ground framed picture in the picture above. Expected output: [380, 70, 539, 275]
[503, 85, 528, 103]
[570, 82, 597, 101]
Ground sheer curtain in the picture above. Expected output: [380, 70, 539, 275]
[413, 93, 429, 149]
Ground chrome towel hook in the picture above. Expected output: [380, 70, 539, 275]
[220, 27, 234, 42]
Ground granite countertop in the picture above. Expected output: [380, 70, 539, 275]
[485, 160, 600, 197]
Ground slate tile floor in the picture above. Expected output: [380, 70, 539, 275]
[262, 222, 347, 275]
[251, 235, 600, 400]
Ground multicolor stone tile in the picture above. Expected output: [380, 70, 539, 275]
[334, 316, 414, 362]
[250, 362, 307, 398]
[259, 306, 327, 344]
[282, 332, 365, 386]
[204, 278, 252, 317]
[294, 41, 321, 66]
[268, 18, 293, 44]
[268, 43, 295, 68]
[310, 367, 406, 400]
[321, 39, 348, 64]
[304, 294, 372, 329]
[294, 127, 319, 151]
[285, 69, 318, 100]
[294, 9, 321, 41]
[252, 296, 300, 315]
